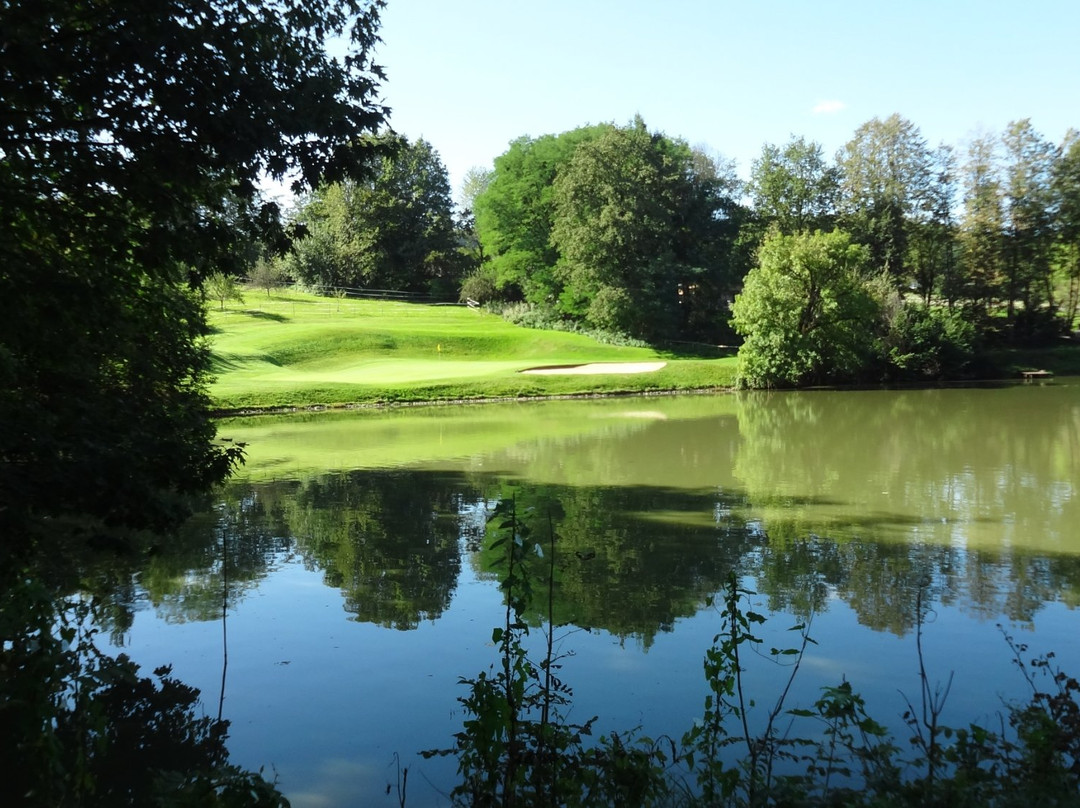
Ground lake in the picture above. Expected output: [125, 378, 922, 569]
[110, 383, 1079, 806]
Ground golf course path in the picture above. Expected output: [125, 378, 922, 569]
[520, 361, 667, 375]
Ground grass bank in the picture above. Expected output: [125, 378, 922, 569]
[207, 291, 738, 412]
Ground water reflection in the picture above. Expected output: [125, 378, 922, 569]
[167, 468, 1079, 646]
[288, 471, 473, 629]
[139, 486, 293, 626]
[89, 384, 1080, 805]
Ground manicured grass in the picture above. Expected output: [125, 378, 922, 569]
[208, 291, 738, 411]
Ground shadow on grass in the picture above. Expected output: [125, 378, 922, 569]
[655, 340, 739, 360]
[239, 309, 290, 322]
[210, 352, 282, 372]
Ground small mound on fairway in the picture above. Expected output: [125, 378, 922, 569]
[519, 361, 668, 375]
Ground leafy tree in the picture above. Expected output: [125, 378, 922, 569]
[748, 135, 839, 234]
[204, 271, 245, 310]
[474, 124, 612, 303]
[459, 166, 495, 212]
[550, 119, 743, 340]
[837, 115, 931, 284]
[454, 167, 493, 295]
[247, 256, 288, 298]
[0, 0, 390, 540]
[910, 144, 959, 306]
[288, 136, 461, 296]
[551, 120, 685, 336]
[731, 229, 878, 387]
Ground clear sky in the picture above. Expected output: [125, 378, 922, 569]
[373, 0, 1080, 202]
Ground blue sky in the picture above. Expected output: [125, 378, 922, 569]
[374, 0, 1080, 202]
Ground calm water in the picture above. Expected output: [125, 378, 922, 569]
[110, 383, 1079, 806]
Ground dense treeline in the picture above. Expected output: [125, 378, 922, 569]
[286, 113, 1080, 385]
[470, 116, 748, 342]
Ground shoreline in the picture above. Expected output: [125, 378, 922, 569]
[209, 372, 1075, 419]
[210, 384, 731, 419]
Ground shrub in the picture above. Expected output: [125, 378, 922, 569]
[459, 270, 499, 304]
[879, 305, 978, 381]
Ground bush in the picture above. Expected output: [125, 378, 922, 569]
[459, 270, 499, 304]
[878, 305, 978, 381]
[498, 302, 650, 348]
[731, 230, 879, 388]
[1012, 306, 1067, 346]
[436, 522, 1080, 807]
[586, 285, 636, 334]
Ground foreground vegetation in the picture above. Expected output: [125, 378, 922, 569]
[3, 1, 388, 803]
[422, 499, 1080, 807]
[207, 290, 738, 411]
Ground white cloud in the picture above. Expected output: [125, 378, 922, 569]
[812, 99, 846, 115]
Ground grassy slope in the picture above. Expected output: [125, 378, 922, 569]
[208, 291, 738, 411]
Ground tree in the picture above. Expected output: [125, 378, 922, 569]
[459, 166, 495, 212]
[474, 124, 612, 303]
[748, 136, 839, 234]
[1054, 130, 1080, 328]
[0, 0, 390, 539]
[454, 166, 494, 290]
[958, 133, 1006, 315]
[550, 118, 742, 340]
[247, 256, 288, 298]
[205, 271, 245, 310]
[837, 115, 931, 284]
[551, 119, 685, 336]
[731, 229, 878, 387]
[909, 144, 959, 306]
[288, 136, 461, 296]
[1001, 119, 1059, 336]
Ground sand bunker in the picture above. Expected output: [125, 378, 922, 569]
[520, 361, 667, 375]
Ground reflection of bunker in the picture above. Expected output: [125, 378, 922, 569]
[612, 410, 668, 420]
[519, 361, 667, 375]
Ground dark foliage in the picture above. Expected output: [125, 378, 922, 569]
[0, 0, 390, 540]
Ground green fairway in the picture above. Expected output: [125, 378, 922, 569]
[207, 291, 738, 411]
